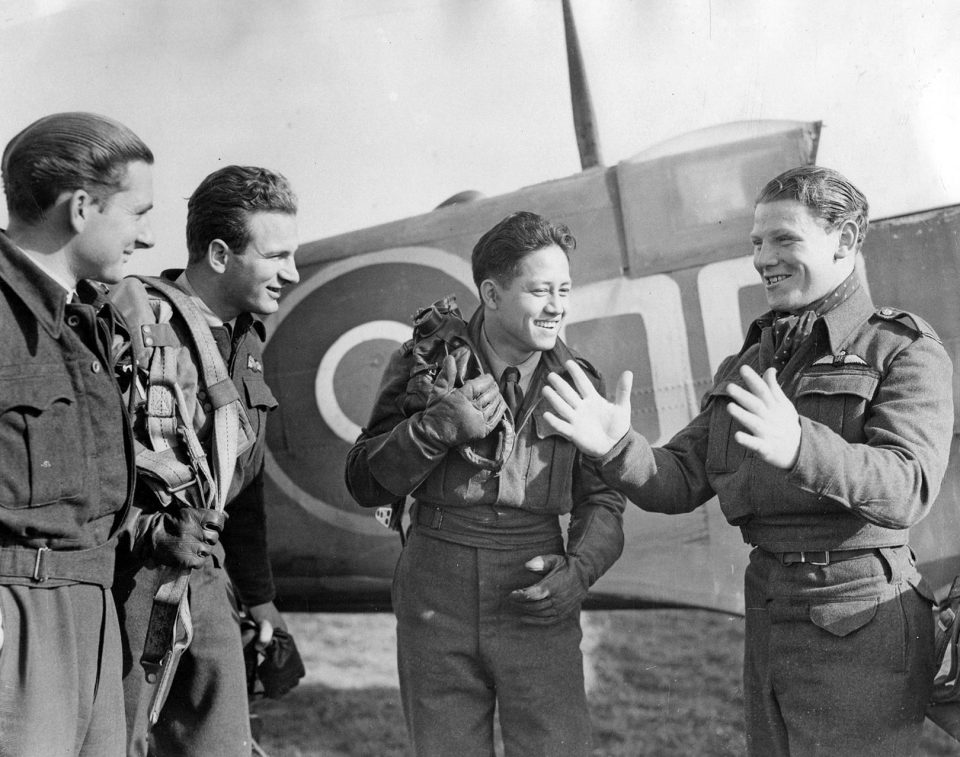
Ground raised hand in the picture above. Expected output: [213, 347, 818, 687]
[725, 365, 801, 469]
[541, 359, 633, 457]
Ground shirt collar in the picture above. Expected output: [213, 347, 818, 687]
[479, 324, 541, 391]
[0, 230, 69, 338]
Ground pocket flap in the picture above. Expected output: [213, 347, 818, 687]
[243, 375, 278, 410]
[796, 369, 880, 400]
[810, 599, 878, 637]
[0, 372, 74, 413]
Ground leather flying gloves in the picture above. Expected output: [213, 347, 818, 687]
[418, 354, 506, 449]
[141, 506, 227, 569]
[509, 554, 591, 626]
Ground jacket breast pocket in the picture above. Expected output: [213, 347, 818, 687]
[242, 374, 279, 443]
[0, 372, 84, 508]
[704, 389, 746, 474]
[526, 410, 576, 512]
[794, 368, 880, 442]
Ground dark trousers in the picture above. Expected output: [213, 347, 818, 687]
[394, 530, 592, 757]
[0, 583, 125, 756]
[115, 558, 251, 757]
[744, 545, 935, 756]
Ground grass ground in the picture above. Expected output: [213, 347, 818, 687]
[252, 610, 960, 756]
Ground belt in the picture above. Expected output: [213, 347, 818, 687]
[412, 503, 561, 547]
[0, 538, 117, 587]
[765, 547, 880, 566]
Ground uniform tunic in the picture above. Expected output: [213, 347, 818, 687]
[112, 270, 278, 757]
[593, 284, 953, 756]
[0, 231, 134, 756]
[346, 307, 626, 757]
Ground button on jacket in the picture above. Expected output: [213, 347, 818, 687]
[596, 283, 953, 553]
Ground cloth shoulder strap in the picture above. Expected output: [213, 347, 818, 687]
[134, 276, 241, 512]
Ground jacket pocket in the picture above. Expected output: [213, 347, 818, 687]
[794, 367, 880, 442]
[704, 387, 745, 474]
[242, 374, 279, 446]
[526, 409, 576, 512]
[0, 372, 84, 507]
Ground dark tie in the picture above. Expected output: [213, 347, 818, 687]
[501, 366, 523, 419]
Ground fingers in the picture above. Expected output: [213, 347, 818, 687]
[725, 383, 766, 418]
[255, 618, 275, 652]
[540, 409, 572, 437]
[541, 385, 576, 424]
[544, 371, 584, 409]
[563, 360, 598, 400]
[482, 393, 506, 425]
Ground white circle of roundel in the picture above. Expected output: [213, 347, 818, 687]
[315, 320, 411, 442]
[261, 246, 474, 534]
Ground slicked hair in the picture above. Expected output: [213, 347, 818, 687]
[756, 166, 870, 249]
[471, 211, 576, 292]
[186, 165, 298, 264]
[2, 112, 153, 224]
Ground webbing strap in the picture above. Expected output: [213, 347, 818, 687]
[140, 276, 241, 513]
[130, 276, 244, 724]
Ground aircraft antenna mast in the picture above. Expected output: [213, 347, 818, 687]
[563, 0, 603, 169]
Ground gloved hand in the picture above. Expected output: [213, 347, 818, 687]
[139, 506, 227, 569]
[509, 554, 590, 626]
[417, 354, 505, 448]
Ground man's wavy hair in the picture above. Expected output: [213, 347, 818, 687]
[756, 166, 870, 249]
[2, 112, 153, 224]
[186, 165, 298, 264]
[471, 211, 576, 293]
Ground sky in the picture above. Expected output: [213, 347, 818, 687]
[1, 0, 958, 276]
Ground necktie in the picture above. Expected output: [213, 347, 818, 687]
[501, 366, 523, 419]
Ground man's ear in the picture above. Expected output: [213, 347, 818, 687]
[68, 189, 96, 233]
[207, 239, 230, 273]
[835, 220, 859, 261]
[480, 279, 498, 309]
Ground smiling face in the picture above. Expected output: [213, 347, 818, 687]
[750, 199, 857, 313]
[217, 210, 300, 318]
[481, 244, 571, 364]
[72, 160, 155, 284]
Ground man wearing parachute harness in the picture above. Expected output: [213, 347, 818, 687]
[111, 165, 302, 757]
[345, 211, 626, 756]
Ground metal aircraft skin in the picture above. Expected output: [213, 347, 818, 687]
[260, 118, 960, 615]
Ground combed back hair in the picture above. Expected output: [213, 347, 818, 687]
[471, 211, 576, 291]
[756, 165, 870, 248]
[1, 112, 153, 224]
[186, 165, 298, 264]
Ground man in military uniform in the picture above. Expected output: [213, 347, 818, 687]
[112, 165, 300, 757]
[345, 211, 626, 756]
[0, 112, 155, 755]
[540, 166, 954, 755]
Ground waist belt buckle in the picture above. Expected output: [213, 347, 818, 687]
[32, 546, 49, 582]
[802, 550, 831, 566]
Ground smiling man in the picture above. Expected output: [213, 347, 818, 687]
[0, 112, 154, 755]
[539, 166, 954, 755]
[345, 211, 626, 756]
[110, 165, 301, 757]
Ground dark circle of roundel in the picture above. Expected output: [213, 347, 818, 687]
[264, 261, 478, 504]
